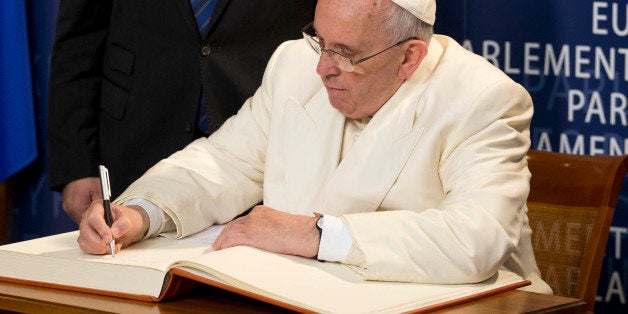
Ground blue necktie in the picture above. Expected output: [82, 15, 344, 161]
[191, 0, 216, 37]
[190, 0, 217, 134]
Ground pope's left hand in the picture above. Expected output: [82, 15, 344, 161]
[213, 205, 320, 258]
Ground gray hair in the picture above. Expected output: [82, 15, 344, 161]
[380, 1, 433, 44]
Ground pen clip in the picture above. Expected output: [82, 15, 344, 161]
[98, 165, 111, 201]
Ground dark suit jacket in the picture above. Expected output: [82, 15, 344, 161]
[48, 0, 315, 196]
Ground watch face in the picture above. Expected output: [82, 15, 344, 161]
[316, 216, 324, 229]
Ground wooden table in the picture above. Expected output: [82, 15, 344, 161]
[0, 281, 586, 313]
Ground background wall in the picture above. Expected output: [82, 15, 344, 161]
[1, 0, 626, 312]
[435, 1, 627, 312]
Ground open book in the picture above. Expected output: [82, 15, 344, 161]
[0, 226, 529, 313]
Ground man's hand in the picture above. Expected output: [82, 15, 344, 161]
[78, 201, 149, 255]
[62, 177, 102, 223]
[213, 205, 320, 258]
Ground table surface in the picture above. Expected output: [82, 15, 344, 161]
[0, 280, 586, 314]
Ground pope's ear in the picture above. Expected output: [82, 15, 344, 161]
[398, 39, 428, 80]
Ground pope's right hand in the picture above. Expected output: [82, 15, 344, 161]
[78, 201, 149, 255]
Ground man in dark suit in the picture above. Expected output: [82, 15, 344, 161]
[48, 0, 315, 223]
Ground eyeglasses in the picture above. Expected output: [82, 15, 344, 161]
[301, 22, 416, 72]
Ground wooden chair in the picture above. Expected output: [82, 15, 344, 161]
[526, 149, 628, 313]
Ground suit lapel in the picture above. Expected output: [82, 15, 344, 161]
[174, 0, 201, 40]
[316, 91, 426, 216]
[281, 84, 426, 216]
[282, 89, 345, 213]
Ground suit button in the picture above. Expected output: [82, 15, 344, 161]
[200, 45, 211, 56]
[184, 122, 193, 133]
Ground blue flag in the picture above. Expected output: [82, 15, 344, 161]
[0, 1, 37, 182]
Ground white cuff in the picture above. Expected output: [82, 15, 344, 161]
[123, 198, 164, 239]
[317, 215, 353, 262]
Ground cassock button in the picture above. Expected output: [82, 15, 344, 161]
[200, 45, 211, 56]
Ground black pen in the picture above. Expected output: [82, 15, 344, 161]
[98, 165, 115, 257]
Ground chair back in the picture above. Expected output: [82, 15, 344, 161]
[526, 149, 628, 313]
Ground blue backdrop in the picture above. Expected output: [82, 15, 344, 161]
[1, 0, 73, 243]
[2, 1, 626, 313]
[436, 1, 628, 312]
[0, 1, 38, 182]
